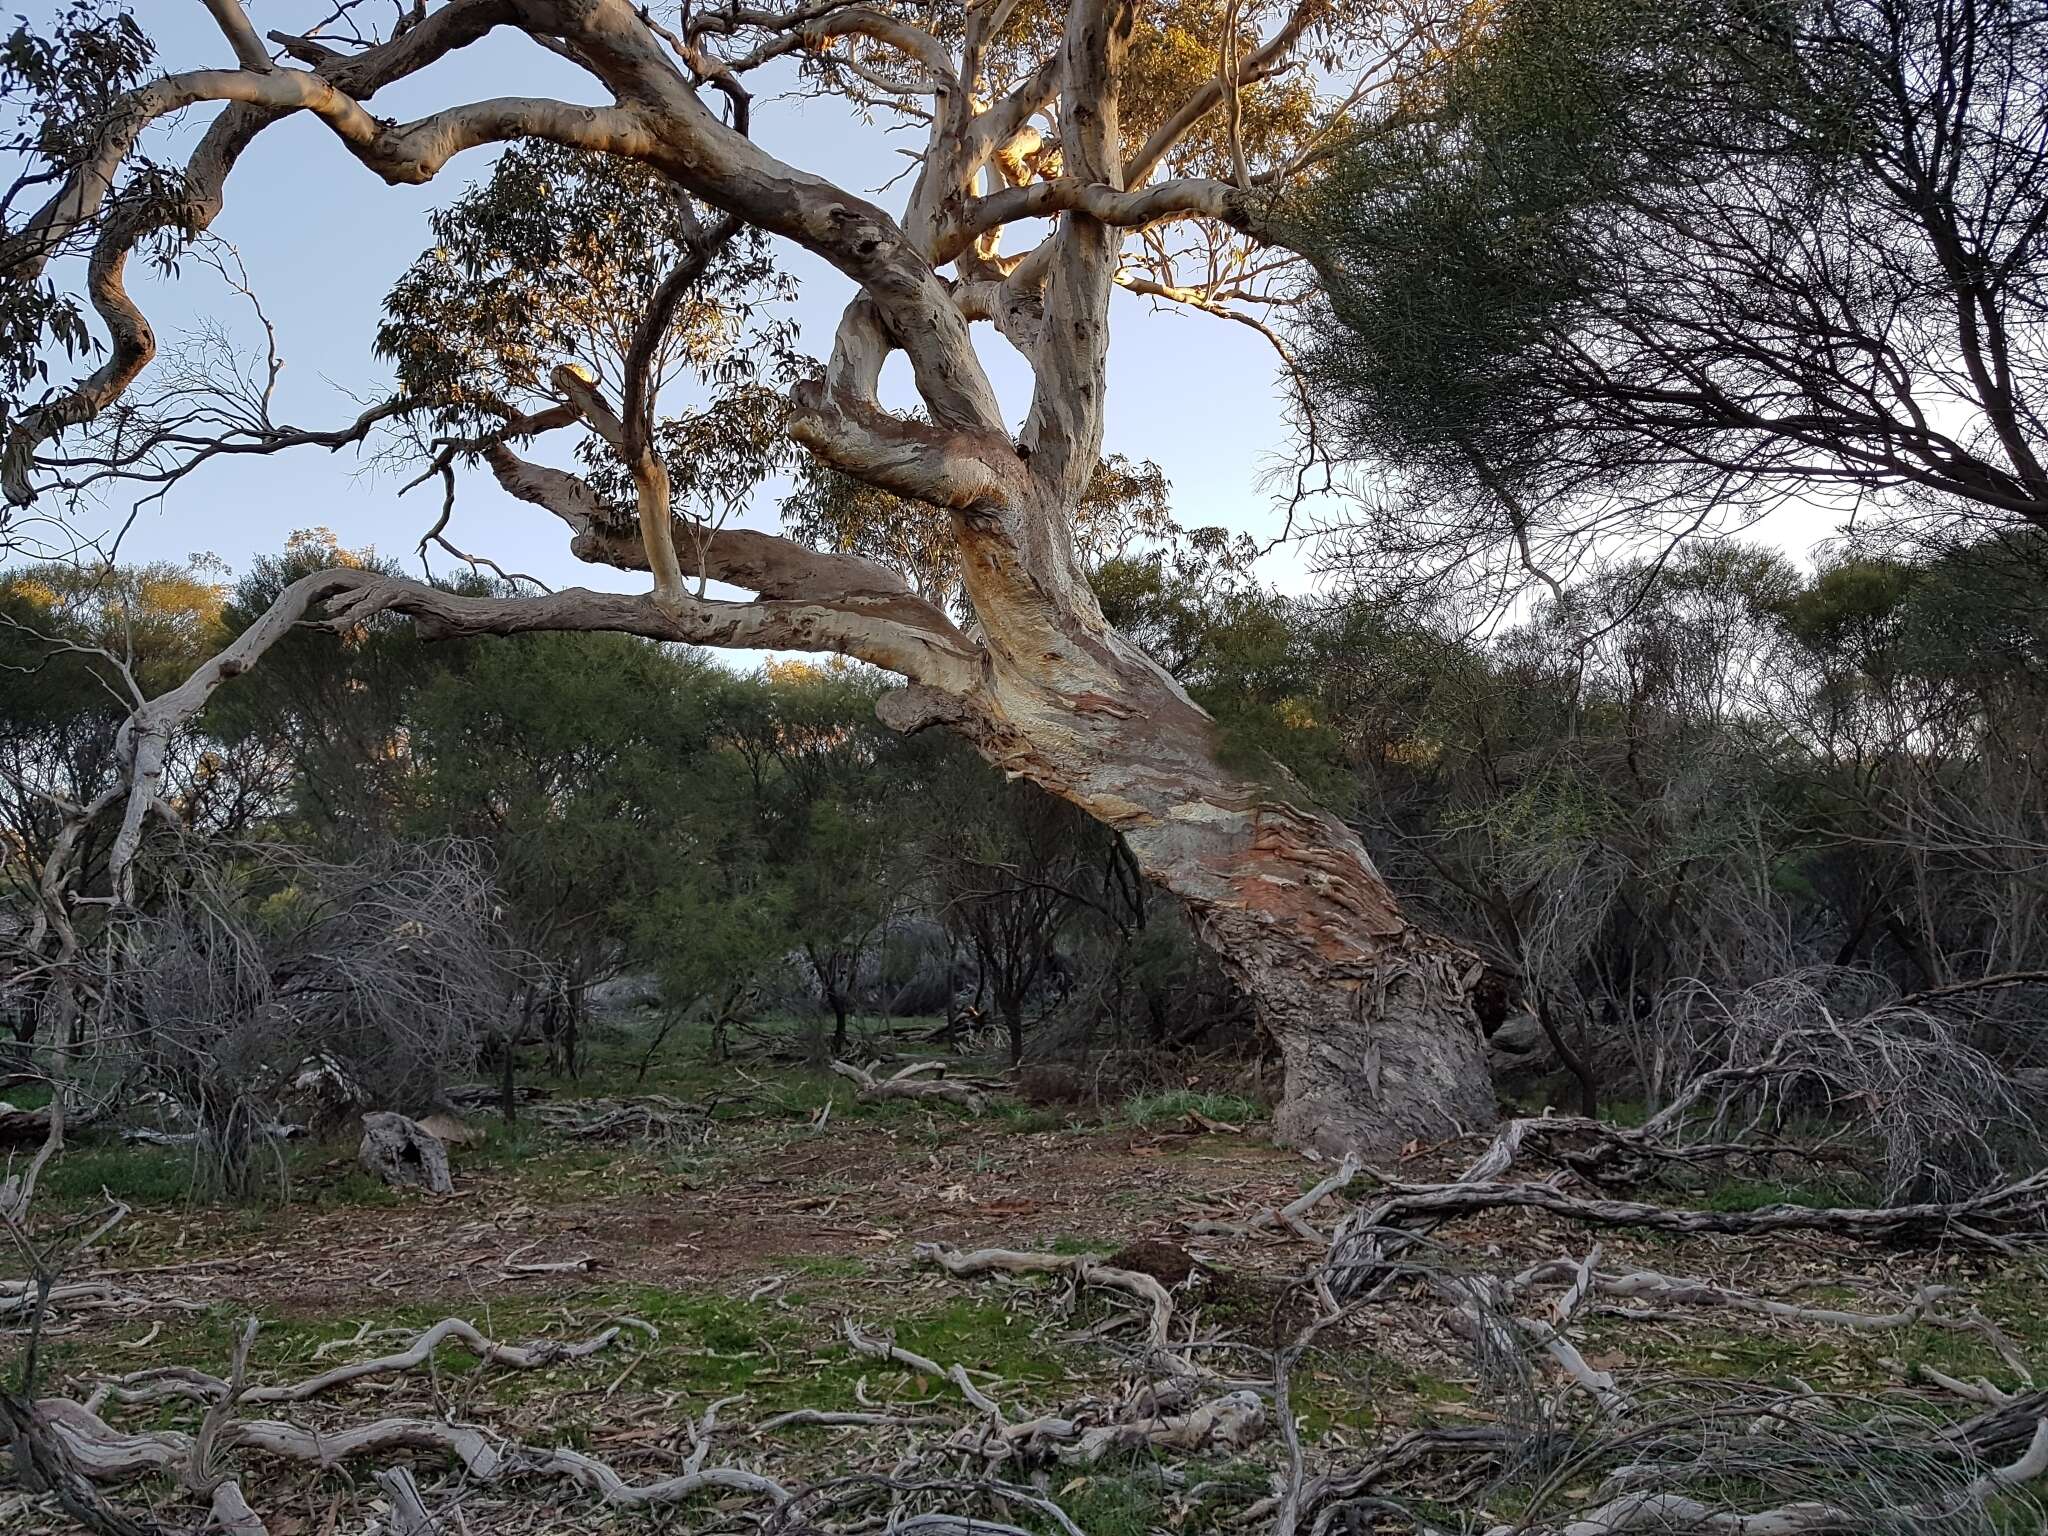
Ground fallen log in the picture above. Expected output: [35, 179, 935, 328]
[357, 1112, 452, 1195]
[829, 1060, 987, 1114]
[1331, 1167, 2048, 1299]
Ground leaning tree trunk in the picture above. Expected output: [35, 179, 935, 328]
[880, 554, 1496, 1160]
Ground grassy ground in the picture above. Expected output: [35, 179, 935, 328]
[5, 1016, 2047, 1533]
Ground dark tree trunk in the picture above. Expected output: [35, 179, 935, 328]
[499, 1031, 519, 1125]
[1536, 991, 1600, 1118]
[1001, 994, 1025, 1065]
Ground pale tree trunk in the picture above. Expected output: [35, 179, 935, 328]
[876, 502, 1494, 1155]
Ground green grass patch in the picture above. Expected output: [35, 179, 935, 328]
[1119, 1089, 1263, 1129]
[1701, 1176, 1873, 1213]
[0, 1080, 54, 1110]
[1050, 1472, 1163, 1536]
[34, 1142, 196, 1206]
[988, 1101, 1080, 1134]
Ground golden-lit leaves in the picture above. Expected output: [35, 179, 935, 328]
[1121, 0, 1321, 179]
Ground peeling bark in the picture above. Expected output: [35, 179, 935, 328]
[897, 604, 1493, 1156]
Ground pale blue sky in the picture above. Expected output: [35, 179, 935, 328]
[40, 2, 1327, 603]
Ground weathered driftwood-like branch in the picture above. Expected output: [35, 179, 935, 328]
[35, 1397, 791, 1510]
[913, 1242, 1177, 1353]
[841, 1320, 1004, 1417]
[371, 1466, 437, 1536]
[83, 1316, 655, 1412]
[1060, 1390, 1266, 1466]
[955, 1391, 1267, 1468]
[207, 1479, 269, 1536]
[1953, 1388, 2048, 1461]
[1185, 1154, 1360, 1245]
[0, 1278, 185, 1328]
[1514, 1260, 2031, 1376]
[829, 1060, 988, 1114]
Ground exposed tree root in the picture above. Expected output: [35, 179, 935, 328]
[1184, 1155, 1360, 1245]
[82, 1315, 655, 1411]
[913, 1242, 1177, 1351]
[35, 1398, 792, 1508]
[1, 1278, 200, 1329]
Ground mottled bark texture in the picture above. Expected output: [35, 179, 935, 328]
[15, 0, 1494, 1155]
[876, 547, 1494, 1155]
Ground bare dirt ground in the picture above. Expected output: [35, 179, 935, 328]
[9, 1047, 2048, 1534]
[118, 1122, 1310, 1316]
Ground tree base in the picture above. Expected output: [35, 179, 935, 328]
[1256, 941, 1497, 1161]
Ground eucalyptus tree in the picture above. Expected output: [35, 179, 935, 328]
[0, 556, 231, 1045]
[2, 0, 1494, 1154]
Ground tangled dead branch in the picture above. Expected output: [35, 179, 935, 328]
[1650, 971, 2040, 1201]
[35, 1397, 793, 1509]
[532, 1094, 714, 1143]
[80, 1315, 655, 1411]
[1471, 1413, 2048, 1536]
[30, 1309, 786, 1523]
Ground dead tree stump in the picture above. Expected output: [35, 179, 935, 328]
[358, 1112, 453, 1195]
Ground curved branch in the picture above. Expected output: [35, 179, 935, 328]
[1120, 0, 1322, 188]
[198, 0, 275, 73]
[318, 570, 982, 691]
[481, 440, 935, 603]
[4, 0, 521, 281]
[705, 6, 962, 92]
[11, 0, 1011, 506]
[788, 378, 1022, 511]
[100, 563, 980, 901]
[950, 175, 1268, 256]
[3, 0, 525, 503]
